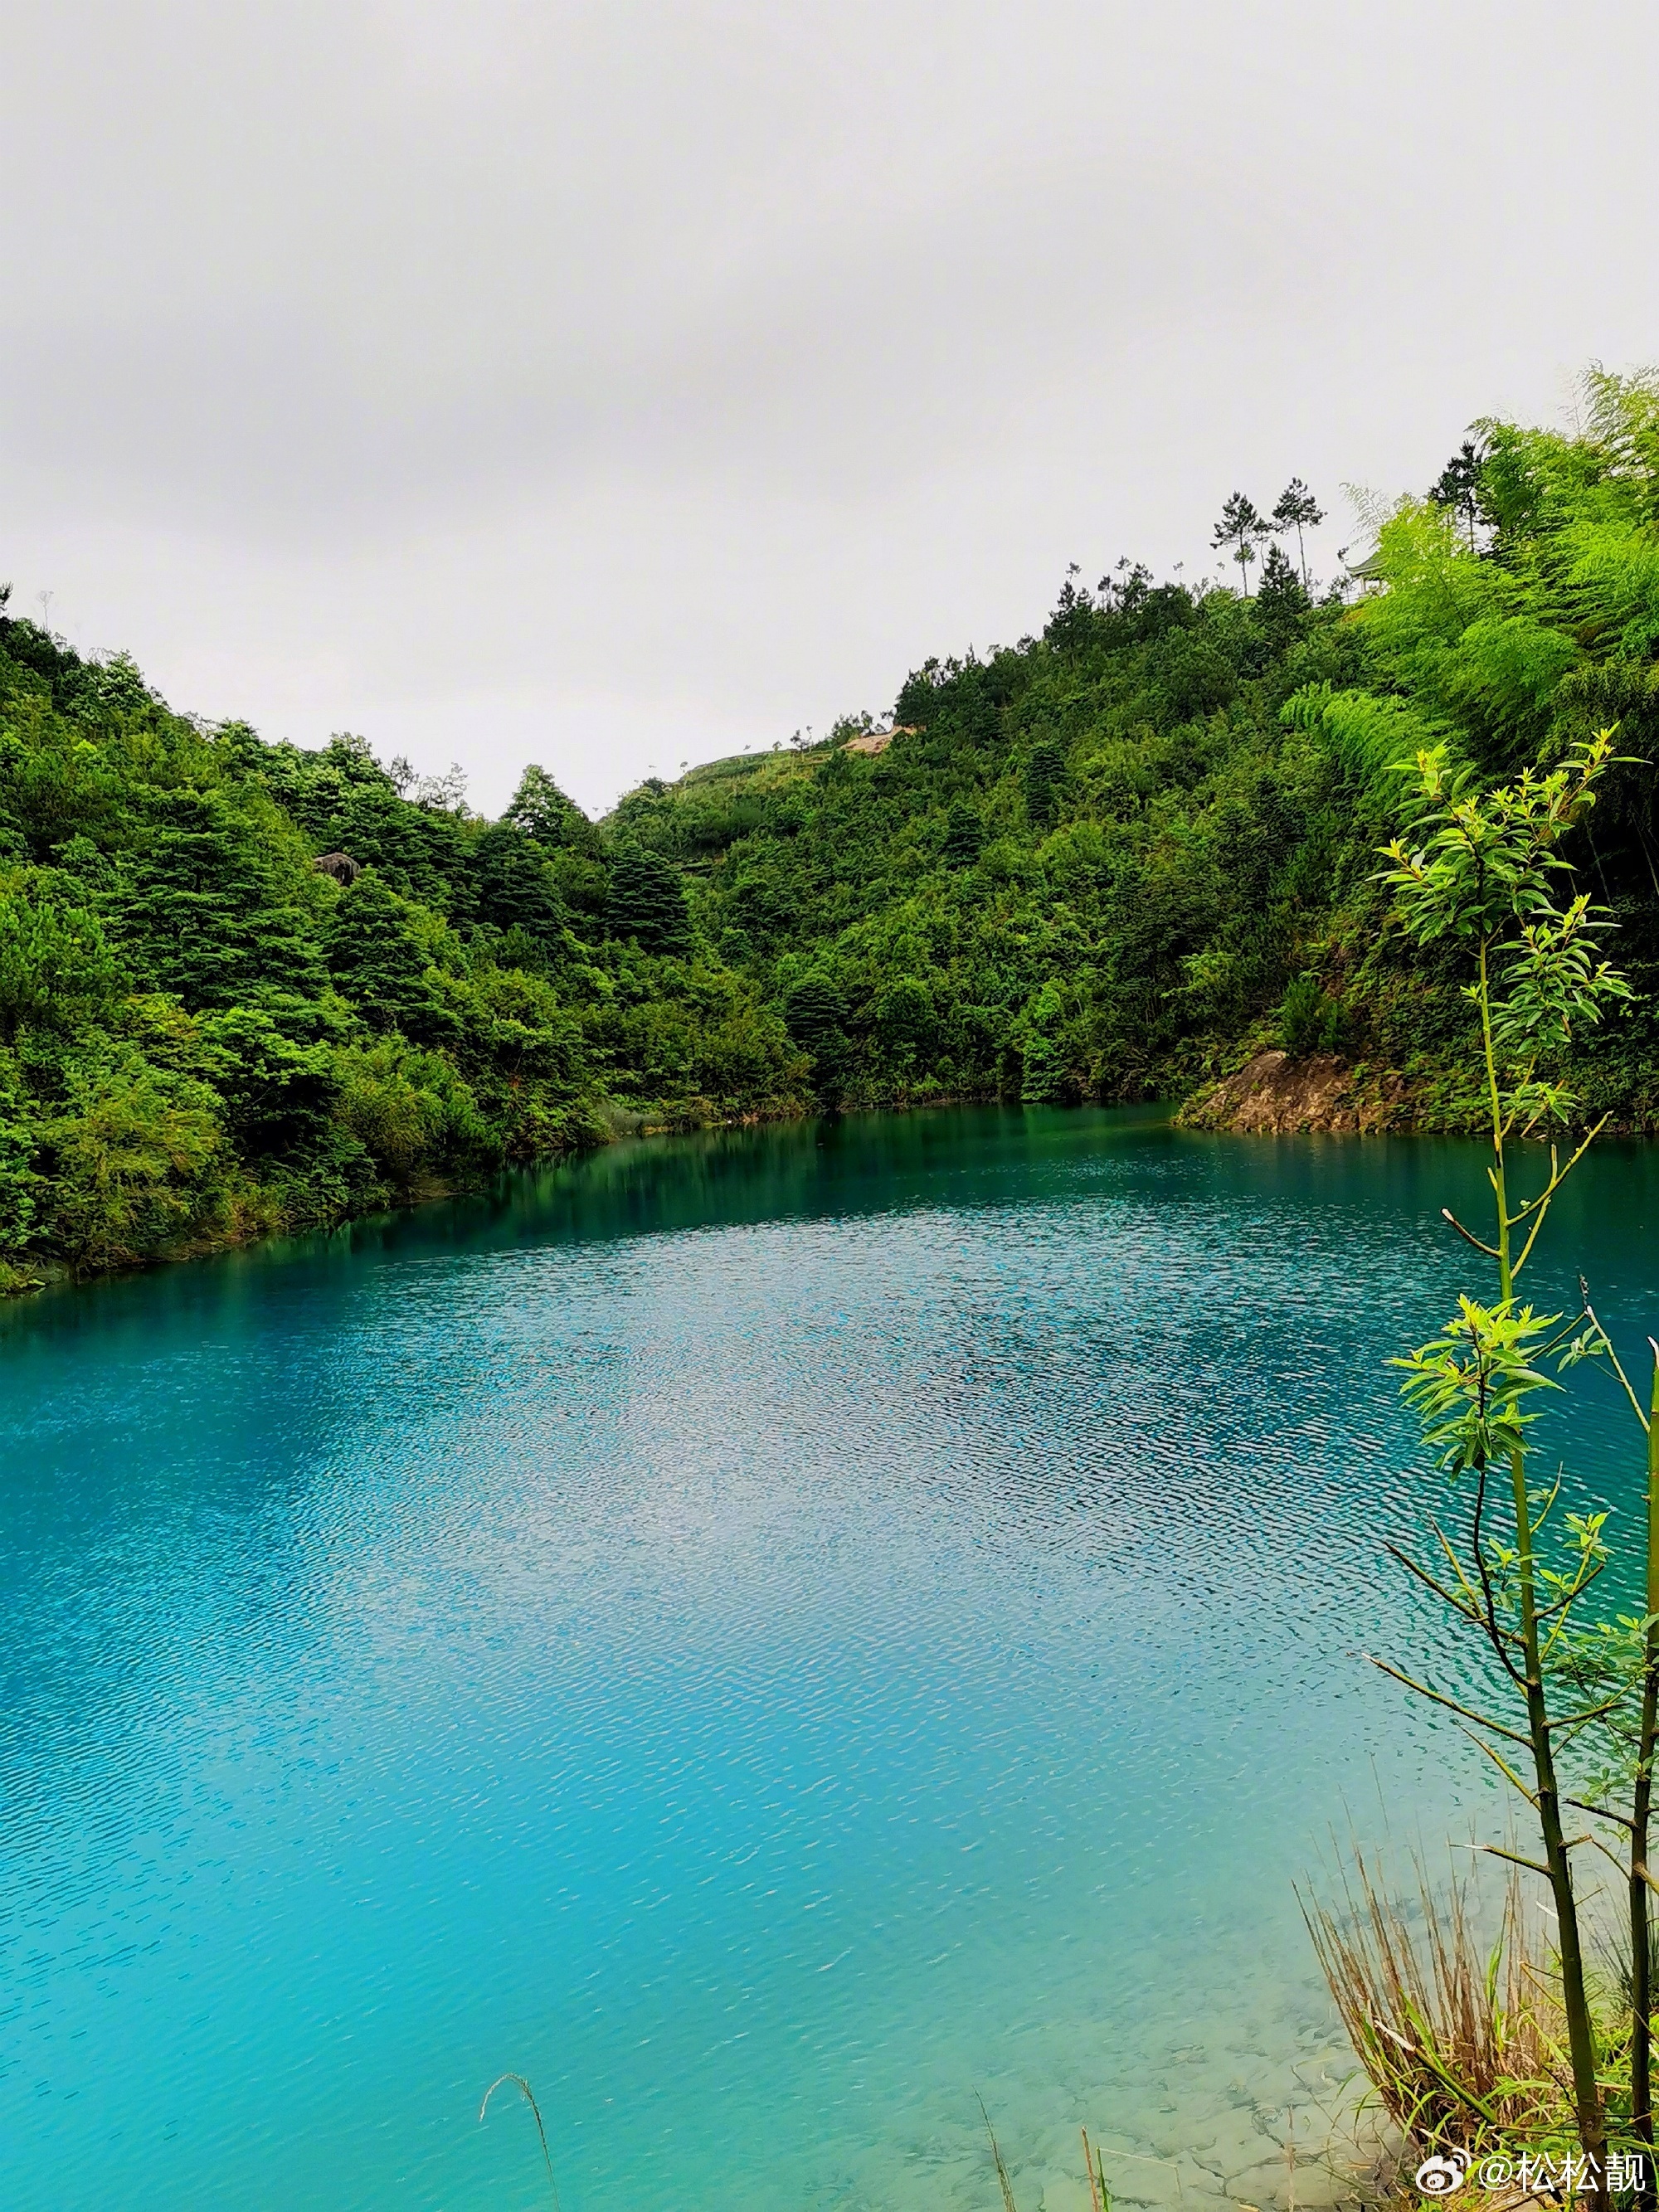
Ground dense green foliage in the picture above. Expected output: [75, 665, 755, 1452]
[8, 367, 1659, 1283]
[0, 622, 802, 1283]
[615, 370, 1659, 1126]
[616, 573, 1357, 1112]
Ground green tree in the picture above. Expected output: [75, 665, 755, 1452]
[260, 734, 469, 910]
[1023, 741, 1065, 829]
[193, 1005, 339, 1149]
[1428, 435, 1490, 549]
[941, 798, 984, 868]
[0, 1048, 40, 1256]
[1212, 491, 1270, 597]
[607, 844, 691, 955]
[1018, 978, 1070, 1102]
[1380, 730, 1632, 2204]
[470, 821, 567, 949]
[873, 975, 938, 1070]
[107, 787, 326, 1009]
[1044, 564, 1098, 655]
[504, 764, 599, 853]
[784, 973, 852, 1106]
[333, 1037, 498, 1183]
[1271, 476, 1324, 586]
[0, 882, 117, 1039]
[1277, 971, 1338, 1056]
[44, 1047, 229, 1271]
[326, 870, 453, 1038]
[1254, 543, 1311, 644]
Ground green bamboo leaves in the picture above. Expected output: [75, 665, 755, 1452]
[1380, 736, 1631, 1130]
[1394, 1298, 1560, 1477]
[1383, 731, 1627, 964]
[1376, 727, 1634, 2206]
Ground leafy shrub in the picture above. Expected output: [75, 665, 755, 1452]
[333, 1038, 499, 1184]
[0, 878, 117, 1038]
[43, 1048, 229, 1270]
[1279, 974, 1343, 1057]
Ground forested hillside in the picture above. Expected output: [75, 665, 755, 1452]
[615, 370, 1659, 1128]
[0, 632, 805, 1288]
[7, 367, 1659, 1287]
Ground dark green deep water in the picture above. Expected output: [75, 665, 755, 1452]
[5, 1106, 1659, 2211]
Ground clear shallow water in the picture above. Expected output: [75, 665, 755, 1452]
[5, 1106, 1659, 2212]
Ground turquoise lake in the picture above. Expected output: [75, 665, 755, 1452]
[7, 1105, 1659, 2212]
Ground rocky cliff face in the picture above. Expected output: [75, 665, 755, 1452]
[1179, 1050, 1411, 1135]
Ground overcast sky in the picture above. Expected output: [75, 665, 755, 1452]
[3, 1, 1656, 815]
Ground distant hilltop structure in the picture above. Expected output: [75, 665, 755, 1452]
[1339, 545, 1387, 597]
[841, 724, 917, 756]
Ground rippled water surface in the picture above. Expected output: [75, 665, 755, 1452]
[7, 1106, 1659, 2212]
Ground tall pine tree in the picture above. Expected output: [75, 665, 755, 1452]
[607, 845, 691, 955]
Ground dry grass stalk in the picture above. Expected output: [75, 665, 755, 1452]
[1301, 1846, 1560, 2158]
[479, 2072, 562, 2212]
[1082, 2125, 1104, 2212]
[977, 2093, 1020, 2212]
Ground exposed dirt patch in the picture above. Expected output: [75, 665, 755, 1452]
[1180, 1050, 1412, 1135]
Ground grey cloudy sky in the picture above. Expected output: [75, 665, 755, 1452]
[4, 0, 1656, 814]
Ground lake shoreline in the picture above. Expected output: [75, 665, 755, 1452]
[6, 1064, 1642, 1300]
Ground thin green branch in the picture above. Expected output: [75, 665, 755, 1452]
[1472, 1841, 1550, 1876]
[1427, 1519, 1486, 1615]
[1366, 1655, 1531, 1744]
[1383, 1539, 1481, 1622]
[1510, 1121, 1608, 1232]
[1580, 1293, 1652, 1433]
[1441, 1207, 1501, 1260]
